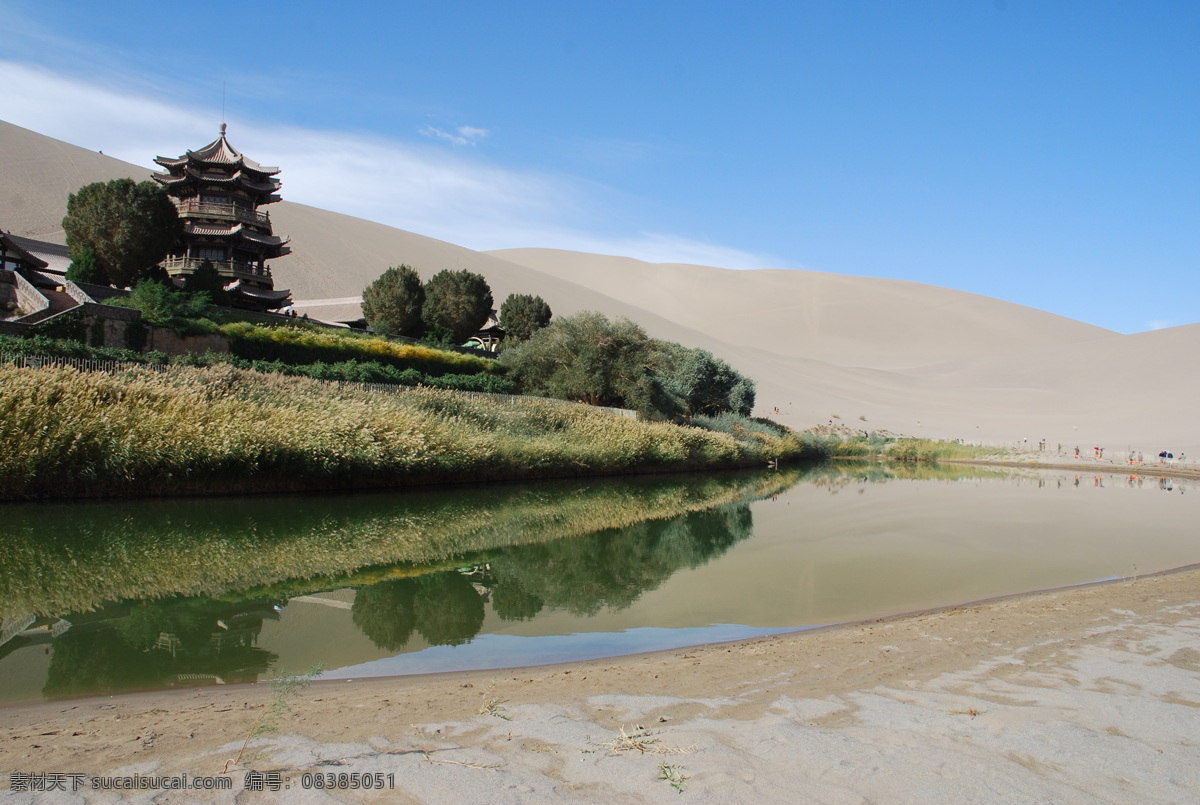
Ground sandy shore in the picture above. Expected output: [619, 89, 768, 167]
[947, 452, 1200, 483]
[2, 567, 1197, 803]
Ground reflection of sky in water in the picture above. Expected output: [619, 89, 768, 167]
[321, 625, 801, 679]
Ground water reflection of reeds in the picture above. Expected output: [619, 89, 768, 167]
[0, 471, 800, 619]
[0, 461, 1041, 702]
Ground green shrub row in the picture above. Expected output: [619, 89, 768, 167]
[0, 335, 513, 392]
[0, 334, 169, 365]
[175, 354, 516, 393]
[243, 358, 515, 393]
[216, 320, 498, 377]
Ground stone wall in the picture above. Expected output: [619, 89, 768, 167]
[82, 312, 229, 356]
[145, 328, 229, 356]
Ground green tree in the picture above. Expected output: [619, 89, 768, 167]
[361, 264, 425, 337]
[499, 311, 672, 416]
[499, 293, 552, 342]
[656, 344, 754, 417]
[728, 378, 756, 417]
[186, 259, 223, 293]
[115, 280, 209, 325]
[64, 247, 108, 285]
[421, 269, 493, 343]
[185, 259, 229, 306]
[501, 311, 757, 418]
[62, 179, 182, 288]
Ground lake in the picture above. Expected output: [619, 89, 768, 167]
[1, 463, 1195, 704]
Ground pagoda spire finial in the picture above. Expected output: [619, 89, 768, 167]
[219, 122, 227, 137]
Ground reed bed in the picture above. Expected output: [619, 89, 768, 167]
[885, 438, 1006, 462]
[0, 364, 808, 501]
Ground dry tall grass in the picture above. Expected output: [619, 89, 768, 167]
[0, 364, 809, 500]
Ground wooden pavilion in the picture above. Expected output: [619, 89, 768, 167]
[153, 124, 292, 310]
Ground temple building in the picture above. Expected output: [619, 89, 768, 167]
[153, 124, 292, 311]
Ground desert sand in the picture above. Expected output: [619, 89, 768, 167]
[1, 567, 1197, 803]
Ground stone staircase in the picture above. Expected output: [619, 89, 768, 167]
[18, 285, 80, 324]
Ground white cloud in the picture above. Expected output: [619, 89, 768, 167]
[510, 231, 783, 271]
[419, 124, 490, 146]
[1146, 320, 1174, 331]
[0, 60, 781, 272]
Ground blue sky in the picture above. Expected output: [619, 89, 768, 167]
[3, 1, 1196, 333]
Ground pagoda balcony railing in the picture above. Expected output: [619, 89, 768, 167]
[174, 200, 271, 227]
[161, 257, 274, 282]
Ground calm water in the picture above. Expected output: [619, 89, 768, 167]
[1, 464, 1196, 704]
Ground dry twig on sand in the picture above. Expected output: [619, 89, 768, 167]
[421, 752, 500, 771]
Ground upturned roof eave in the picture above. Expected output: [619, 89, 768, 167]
[157, 125, 280, 176]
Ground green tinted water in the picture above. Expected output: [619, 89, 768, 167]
[1, 464, 1195, 703]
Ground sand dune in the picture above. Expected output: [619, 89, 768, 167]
[486, 248, 1114, 370]
[2, 119, 1195, 454]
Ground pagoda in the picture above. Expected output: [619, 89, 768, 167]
[153, 124, 292, 310]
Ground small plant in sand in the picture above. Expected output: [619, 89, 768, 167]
[657, 762, 690, 793]
[477, 681, 511, 720]
[586, 726, 694, 756]
[223, 664, 323, 772]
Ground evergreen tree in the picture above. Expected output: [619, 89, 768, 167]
[361, 264, 425, 337]
[499, 293, 552, 341]
[422, 269, 493, 343]
[64, 247, 108, 285]
[62, 179, 182, 288]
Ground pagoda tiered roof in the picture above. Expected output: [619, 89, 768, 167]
[156, 167, 281, 196]
[182, 221, 290, 251]
[153, 124, 283, 202]
[154, 123, 279, 176]
[155, 125, 292, 309]
[225, 281, 293, 305]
